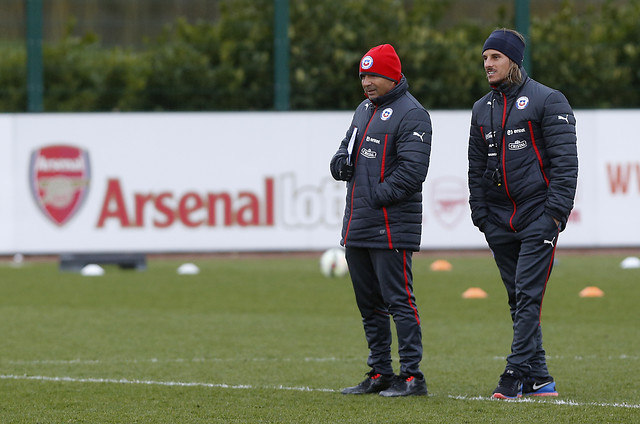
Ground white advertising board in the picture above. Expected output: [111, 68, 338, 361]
[1, 110, 638, 254]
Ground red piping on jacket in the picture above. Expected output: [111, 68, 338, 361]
[529, 120, 549, 186]
[344, 106, 377, 244]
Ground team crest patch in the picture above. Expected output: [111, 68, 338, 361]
[516, 96, 530, 109]
[29, 144, 91, 226]
[361, 55, 373, 69]
[381, 108, 393, 120]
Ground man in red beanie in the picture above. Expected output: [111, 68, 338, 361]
[330, 44, 432, 397]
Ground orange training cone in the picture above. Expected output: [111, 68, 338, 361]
[430, 259, 453, 271]
[462, 287, 488, 299]
[579, 286, 604, 298]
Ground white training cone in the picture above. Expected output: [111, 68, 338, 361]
[620, 256, 640, 269]
[177, 263, 200, 275]
[81, 264, 105, 276]
[11, 253, 24, 268]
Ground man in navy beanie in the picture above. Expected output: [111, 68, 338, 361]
[468, 28, 578, 399]
[330, 44, 432, 397]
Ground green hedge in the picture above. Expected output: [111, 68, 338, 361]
[1, 0, 639, 112]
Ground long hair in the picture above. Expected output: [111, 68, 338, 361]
[505, 61, 523, 86]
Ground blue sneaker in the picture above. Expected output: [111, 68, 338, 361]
[522, 376, 558, 397]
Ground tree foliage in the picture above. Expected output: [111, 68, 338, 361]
[1, 0, 639, 112]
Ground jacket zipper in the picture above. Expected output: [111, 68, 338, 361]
[499, 92, 518, 231]
[344, 105, 377, 244]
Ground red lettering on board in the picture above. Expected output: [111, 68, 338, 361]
[96, 177, 275, 228]
[607, 162, 640, 194]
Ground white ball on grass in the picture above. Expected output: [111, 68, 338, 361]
[319, 248, 349, 278]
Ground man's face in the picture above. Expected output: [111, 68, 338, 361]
[483, 49, 511, 85]
[361, 74, 396, 100]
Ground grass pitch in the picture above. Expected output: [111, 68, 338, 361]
[0, 251, 638, 423]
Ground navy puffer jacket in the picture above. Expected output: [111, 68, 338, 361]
[330, 76, 432, 250]
[468, 68, 578, 232]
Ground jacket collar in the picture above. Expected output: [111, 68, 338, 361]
[369, 75, 408, 107]
[491, 67, 529, 98]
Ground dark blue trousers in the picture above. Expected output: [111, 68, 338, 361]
[484, 213, 560, 378]
[345, 247, 423, 378]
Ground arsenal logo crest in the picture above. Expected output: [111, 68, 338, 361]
[29, 145, 91, 226]
[430, 177, 467, 229]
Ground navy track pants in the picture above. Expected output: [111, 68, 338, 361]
[345, 247, 423, 377]
[484, 212, 560, 377]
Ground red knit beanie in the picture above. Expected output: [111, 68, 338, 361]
[359, 44, 402, 83]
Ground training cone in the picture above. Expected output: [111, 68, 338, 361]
[620, 256, 640, 269]
[430, 259, 453, 271]
[81, 264, 105, 276]
[177, 263, 200, 275]
[579, 286, 604, 298]
[11, 253, 24, 268]
[462, 287, 488, 299]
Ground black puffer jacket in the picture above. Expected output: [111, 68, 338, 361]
[468, 68, 578, 232]
[330, 76, 432, 250]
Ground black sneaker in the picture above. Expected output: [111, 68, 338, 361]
[522, 376, 558, 397]
[341, 371, 394, 395]
[379, 374, 428, 397]
[492, 369, 522, 399]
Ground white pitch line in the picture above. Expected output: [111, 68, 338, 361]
[0, 374, 335, 393]
[492, 354, 639, 361]
[2, 374, 639, 409]
[4, 357, 346, 365]
[448, 394, 640, 409]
